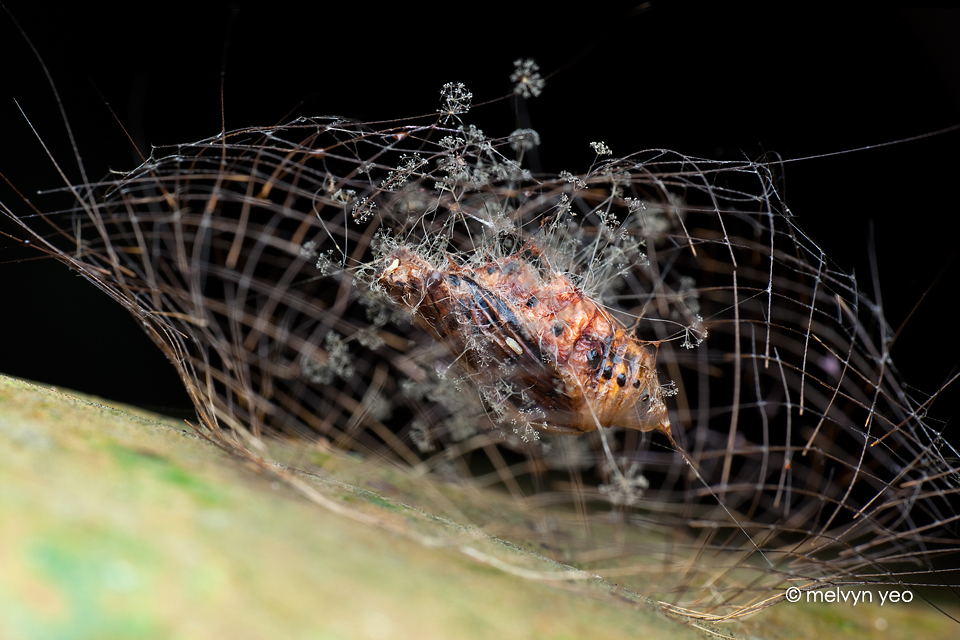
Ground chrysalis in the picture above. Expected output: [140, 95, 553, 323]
[376, 245, 672, 438]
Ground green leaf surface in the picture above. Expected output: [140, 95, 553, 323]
[1, 375, 956, 639]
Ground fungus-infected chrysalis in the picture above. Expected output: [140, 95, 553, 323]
[376, 245, 672, 439]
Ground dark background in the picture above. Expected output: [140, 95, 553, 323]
[1, 3, 958, 429]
